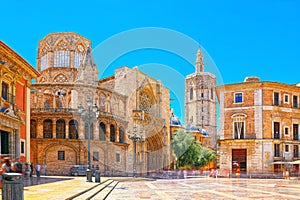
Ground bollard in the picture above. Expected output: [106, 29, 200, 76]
[2, 173, 24, 200]
[95, 170, 101, 183]
[86, 169, 93, 182]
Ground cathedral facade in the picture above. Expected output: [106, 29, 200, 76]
[185, 48, 217, 148]
[30, 32, 170, 176]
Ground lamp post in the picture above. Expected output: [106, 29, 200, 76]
[127, 124, 144, 177]
[78, 97, 99, 182]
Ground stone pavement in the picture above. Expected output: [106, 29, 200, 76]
[1, 176, 300, 199]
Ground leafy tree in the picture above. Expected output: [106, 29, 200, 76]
[171, 130, 216, 169]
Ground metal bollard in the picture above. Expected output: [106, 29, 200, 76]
[95, 170, 101, 183]
[86, 169, 93, 182]
[2, 173, 24, 200]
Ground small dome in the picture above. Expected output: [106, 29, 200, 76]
[185, 123, 209, 136]
[170, 112, 182, 127]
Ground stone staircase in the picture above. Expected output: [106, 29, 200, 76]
[65, 179, 119, 200]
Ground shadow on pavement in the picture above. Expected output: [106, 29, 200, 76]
[23, 176, 72, 187]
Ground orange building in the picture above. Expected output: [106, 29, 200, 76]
[217, 77, 300, 176]
[0, 41, 39, 162]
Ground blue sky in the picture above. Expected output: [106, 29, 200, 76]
[1, 0, 300, 123]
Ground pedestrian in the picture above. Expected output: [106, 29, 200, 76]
[30, 163, 33, 177]
[236, 168, 240, 178]
[36, 163, 41, 178]
[1, 157, 12, 173]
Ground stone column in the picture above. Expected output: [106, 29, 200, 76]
[52, 121, 56, 138]
[37, 119, 43, 138]
[65, 121, 69, 139]
[106, 124, 110, 141]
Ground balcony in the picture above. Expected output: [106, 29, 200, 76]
[31, 108, 78, 113]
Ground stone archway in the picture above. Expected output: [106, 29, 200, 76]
[42, 143, 79, 175]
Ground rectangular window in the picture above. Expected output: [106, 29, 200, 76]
[273, 122, 280, 139]
[58, 151, 65, 160]
[1, 82, 8, 100]
[274, 92, 280, 106]
[293, 95, 298, 108]
[116, 153, 120, 162]
[284, 94, 289, 104]
[293, 124, 299, 140]
[93, 152, 99, 161]
[294, 145, 299, 158]
[21, 140, 25, 154]
[284, 127, 289, 136]
[274, 144, 280, 157]
[234, 122, 245, 139]
[285, 145, 289, 152]
[234, 93, 243, 103]
[211, 88, 214, 100]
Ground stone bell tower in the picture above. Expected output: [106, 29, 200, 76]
[185, 48, 217, 147]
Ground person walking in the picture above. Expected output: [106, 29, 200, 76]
[36, 163, 41, 178]
[30, 163, 33, 177]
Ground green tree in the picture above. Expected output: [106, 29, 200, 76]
[171, 130, 216, 169]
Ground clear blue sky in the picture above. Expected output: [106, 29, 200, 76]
[1, 0, 300, 123]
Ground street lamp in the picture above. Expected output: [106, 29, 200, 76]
[127, 124, 144, 177]
[78, 97, 99, 182]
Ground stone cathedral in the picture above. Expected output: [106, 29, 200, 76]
[30, 32, 170, 176]
[185, 48, 217, 148]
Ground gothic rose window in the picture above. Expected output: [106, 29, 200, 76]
[139, 92, 152, 113]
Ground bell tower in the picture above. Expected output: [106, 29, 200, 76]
[185, 48, 217, 147]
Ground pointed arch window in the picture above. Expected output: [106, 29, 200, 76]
[75, 52, 84, 68]
[69, 120, 78, 139]
[54, 50, 70, 67]
[110, 125, 115, 142]
[99, 122, 106, 141]
[43, 119, 53, 138]
[56, 119, 66, 139]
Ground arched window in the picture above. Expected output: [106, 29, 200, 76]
[43, 119, 53, 138]
[110, 125, 115, 142]
[30, 119, 37, 138]
[56, 119, 66, 139]
[85, 123, 94, 140]
[54, 50, 70, 67]
[119, 128, 125, 143]
[190, 88, 193, 100]
[69, 120, 78, 139]
[99, 122, 106, 141]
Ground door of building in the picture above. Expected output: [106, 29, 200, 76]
[232, 149, 247, 173]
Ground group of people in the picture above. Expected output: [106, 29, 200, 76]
[0, 157, 41, 178]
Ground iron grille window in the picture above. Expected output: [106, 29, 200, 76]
[116, 153, 120, 162]
[58, 151, 65, 160]
[93, 152, 99, 161]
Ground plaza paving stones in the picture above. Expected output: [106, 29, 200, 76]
[1, 176, 300, 199]
[108, 178, 300, 200]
